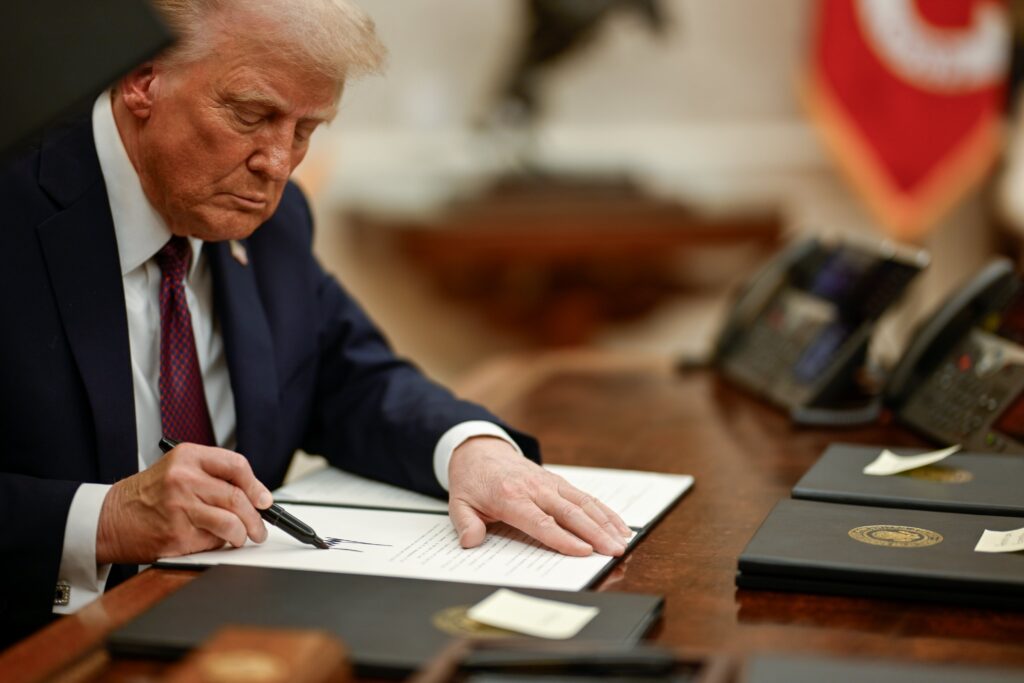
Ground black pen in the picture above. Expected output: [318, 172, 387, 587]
[158, 437, 330, 549]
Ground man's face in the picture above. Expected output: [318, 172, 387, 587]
[130, 34, 339, 241]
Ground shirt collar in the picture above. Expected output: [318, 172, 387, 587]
[92, 91, 204, 278]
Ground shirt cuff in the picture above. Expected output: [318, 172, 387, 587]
[54, 483, 113, 614]
[433, 420, 523, 491]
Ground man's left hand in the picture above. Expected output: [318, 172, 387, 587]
[447, 437, 632, 556]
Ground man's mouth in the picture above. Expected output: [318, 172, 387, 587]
[224, 193, 268, 210]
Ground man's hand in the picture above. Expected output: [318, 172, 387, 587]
[96, 443, 273, 564]
[447, 437, 632, 556]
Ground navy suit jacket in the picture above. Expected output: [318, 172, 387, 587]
[0, 116, 540, 645]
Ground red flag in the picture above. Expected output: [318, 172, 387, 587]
[803, 0, 1010, 241]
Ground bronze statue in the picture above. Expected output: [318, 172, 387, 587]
[494, 0, 669, 125]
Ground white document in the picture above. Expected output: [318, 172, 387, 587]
[468, 589, 599, 639]
[862, 445, 961, 476]
[274, 464, 694, 529]
[274, 466, 448, 513]
[158, 504, 618, 592]
[974, 527, 1024, 553]
[544, 465, 693, 529]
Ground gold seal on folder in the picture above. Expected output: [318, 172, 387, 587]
[848, 525, 943, 548]
[897, 465, 973, 484]
[432, 605, 518, 638]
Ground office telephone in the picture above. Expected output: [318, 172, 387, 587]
[885, 258, 1024, 454]
[713, 237, 928, 425]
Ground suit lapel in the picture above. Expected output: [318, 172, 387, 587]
[209, 241, 281, 471]
[37, 183, 137, 484]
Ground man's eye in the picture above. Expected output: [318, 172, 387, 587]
[233, 109, 262, 126]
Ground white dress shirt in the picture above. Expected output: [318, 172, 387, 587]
[53, 91, 519, 613]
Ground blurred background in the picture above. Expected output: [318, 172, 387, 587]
[288, 0, 1022, 386]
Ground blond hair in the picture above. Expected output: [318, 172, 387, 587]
[150, 0, 386, 84]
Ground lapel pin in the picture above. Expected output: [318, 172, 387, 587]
[229, 240, 249, 266]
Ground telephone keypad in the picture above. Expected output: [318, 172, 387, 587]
[901, 331, 1024, 453]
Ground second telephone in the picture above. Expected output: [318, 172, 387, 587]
[886, 259, 1024, 454]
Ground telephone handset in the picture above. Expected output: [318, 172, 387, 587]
[885, 258, 1024, 454]
[712, 236, 927, 425]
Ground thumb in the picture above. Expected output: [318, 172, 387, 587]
[449, 499, 487, 548]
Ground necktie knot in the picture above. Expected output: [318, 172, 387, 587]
[156, 236, 192, 283]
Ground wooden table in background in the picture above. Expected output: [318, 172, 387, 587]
[5, 351, 1024, 682]
[348, 176, 780, 346]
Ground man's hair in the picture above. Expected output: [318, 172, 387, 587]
[150, 0, 386, 84]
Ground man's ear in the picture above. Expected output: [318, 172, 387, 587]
[119, 63, 158, 120]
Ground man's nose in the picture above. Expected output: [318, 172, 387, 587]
[247, 135, 293, 181]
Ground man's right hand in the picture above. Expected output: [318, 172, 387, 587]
[96, 443, 272, 565]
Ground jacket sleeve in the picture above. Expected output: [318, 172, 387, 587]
[291, 204, 540, 498]
[0, 474, 79, 645]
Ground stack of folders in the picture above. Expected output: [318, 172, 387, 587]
[737, 443, 1024, 607]
[109, 565, 665, 677]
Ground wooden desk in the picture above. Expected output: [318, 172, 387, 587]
[5, 351, 1024, 682]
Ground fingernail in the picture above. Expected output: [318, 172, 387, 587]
[257, 491, 273, 509]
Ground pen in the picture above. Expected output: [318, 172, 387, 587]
[158, 436, 330, 549]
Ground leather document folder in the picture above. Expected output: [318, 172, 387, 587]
[107, 565, 664, 677]
[792, 443, 1024, 517]
[737, 499, 1024, 608]
[744, 654, 1024, 683]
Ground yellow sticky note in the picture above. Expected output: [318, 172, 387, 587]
[862, 445, 961, 476]
[467, 589, 599, 640]
[975, 527, 1024, 553]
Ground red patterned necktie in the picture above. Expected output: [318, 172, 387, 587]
[156, 236, 216, 447]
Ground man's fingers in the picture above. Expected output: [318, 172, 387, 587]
[557, 480, 632, 539]
[595, 498, 633, 538]
[197, 478, 268, 544]
[500, 497, 593, 556]
[538, 485, 625, 556]
[449, 499, 488, 548]
[187, 503, 248, 548]
[195, 448, 273, 509]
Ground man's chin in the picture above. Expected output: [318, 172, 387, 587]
[189, 208, 268, 242]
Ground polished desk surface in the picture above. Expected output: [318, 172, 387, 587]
[5, 351, 1024, 682]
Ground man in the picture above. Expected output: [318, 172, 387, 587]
[0, 0, 630, 646]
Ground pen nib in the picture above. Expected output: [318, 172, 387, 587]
[313, 536, 330, 549]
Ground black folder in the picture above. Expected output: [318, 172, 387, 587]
[737, 499, 1024, 608]
[792, 443, 1024, 516]
[108, 565, 664, 677]
[744, 654, 1024, 683]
